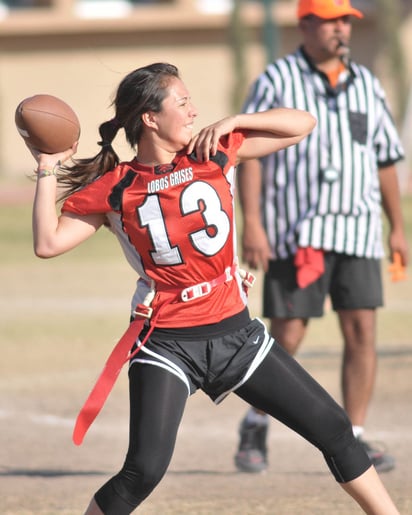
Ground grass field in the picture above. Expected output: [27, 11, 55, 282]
[1, 183, 412, 398]
[2, 181, 411, 355]
[1, 180, 412, 514]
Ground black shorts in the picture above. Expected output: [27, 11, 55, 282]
[130, 317, 274, 403]
[263, 252, 383, 318]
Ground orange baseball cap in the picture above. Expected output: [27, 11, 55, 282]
[297, 0, 364, 20]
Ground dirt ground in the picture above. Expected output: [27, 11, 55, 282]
[1, 347, 412, 515]
[2, 313, 412, 514]
[1, 184, 412, 514]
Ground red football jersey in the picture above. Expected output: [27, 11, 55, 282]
[62, 131, 248, 327]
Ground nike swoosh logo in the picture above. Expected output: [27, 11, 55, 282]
[252, 336, 260, 345]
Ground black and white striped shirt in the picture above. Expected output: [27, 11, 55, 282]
[243, 47, 404, 259]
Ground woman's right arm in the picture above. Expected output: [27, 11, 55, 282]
[32, 148, 106, 258]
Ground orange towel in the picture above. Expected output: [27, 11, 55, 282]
[294, 247, 325, 288]
[388, 251, 407, 282]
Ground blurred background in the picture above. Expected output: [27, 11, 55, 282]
[1, 3, 412, 513]
[0, 0, 411, 191]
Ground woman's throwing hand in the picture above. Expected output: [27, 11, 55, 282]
[27, 141, 78, 175]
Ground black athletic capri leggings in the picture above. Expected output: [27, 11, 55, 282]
[94, 343, 371, 514]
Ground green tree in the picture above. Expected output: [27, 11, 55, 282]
[229, 0, 279, 113]
[229, 0, 248, 113]
[375, 0, 408, 119]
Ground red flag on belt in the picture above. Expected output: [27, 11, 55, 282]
[72, 317, 146, 446]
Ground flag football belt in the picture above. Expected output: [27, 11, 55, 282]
[72, 264, 255, 446]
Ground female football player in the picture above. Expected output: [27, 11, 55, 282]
[29, 63, 398, 514]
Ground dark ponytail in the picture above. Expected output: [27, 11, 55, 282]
[57, 118, 121, 200]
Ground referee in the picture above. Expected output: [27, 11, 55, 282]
[234, 0, 409, 474]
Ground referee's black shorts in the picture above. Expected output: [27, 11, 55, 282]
[263, 252, 383, 318]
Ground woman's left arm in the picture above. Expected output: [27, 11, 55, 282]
[188, 108, 316, 163]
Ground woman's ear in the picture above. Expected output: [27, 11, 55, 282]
[141, 111, 158, 129]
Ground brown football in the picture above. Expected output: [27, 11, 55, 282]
[15, 94, 80, 154]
